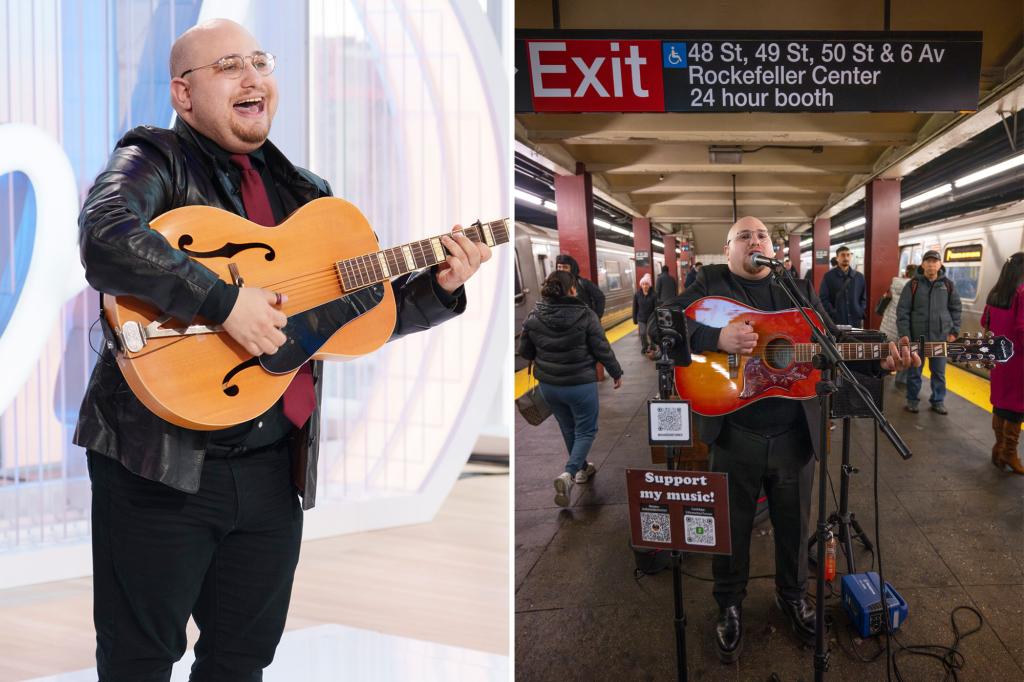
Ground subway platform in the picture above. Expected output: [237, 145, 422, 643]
[515, 323, 1023, 681]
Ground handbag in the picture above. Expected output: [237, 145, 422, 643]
[874, 292, 892, 316]
[515, 364, 551, 426]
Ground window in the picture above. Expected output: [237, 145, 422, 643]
[605, 260, 623, 291]
[942, 242, 983, 301]
[899, 243, 922, 275]
[514, 249, 524, 303]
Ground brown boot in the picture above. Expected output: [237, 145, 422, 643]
[1001, 418, 1024, 475]
[992, 414, 1007, 468]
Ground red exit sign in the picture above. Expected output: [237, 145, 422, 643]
[525, 40, 665, 112]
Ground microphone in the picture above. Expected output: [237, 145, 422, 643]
[749, 253, 784, 269]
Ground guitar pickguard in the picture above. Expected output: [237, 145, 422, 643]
[259, 284, 386, 374]
[739, 358, 812, 398]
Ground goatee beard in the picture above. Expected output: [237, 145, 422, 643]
[230, 120, 269, 145]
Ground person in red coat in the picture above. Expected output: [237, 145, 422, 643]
[982, 252, 1024, 474]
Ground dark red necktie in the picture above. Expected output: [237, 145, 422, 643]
[229, 153, 316, 428]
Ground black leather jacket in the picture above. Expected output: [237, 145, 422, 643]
[74, 119, 466, 509]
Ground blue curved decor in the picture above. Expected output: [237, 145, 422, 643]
[0, 172, 36, 339]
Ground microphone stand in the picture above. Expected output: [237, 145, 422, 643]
[763, 263, 912, 682]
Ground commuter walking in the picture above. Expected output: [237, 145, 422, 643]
[982, 252, 1024, 474]
[655, 264, 678, 304]
[633, 273, 658, 356]
[897, 251, 962, 414]
[518, 271, 624, 506]
[819, 245, 867, 326]
[880, 264, 918, 388]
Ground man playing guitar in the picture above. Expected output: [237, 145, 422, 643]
[75, 19, 490, 681]
[673, 216, 918, 663]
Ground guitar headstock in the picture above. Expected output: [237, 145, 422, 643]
[947, 332, 1014, 366]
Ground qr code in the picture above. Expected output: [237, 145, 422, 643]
[640, 511, 672, 544]
[684, 514, 715, 546]
[656, 406, 683, 432]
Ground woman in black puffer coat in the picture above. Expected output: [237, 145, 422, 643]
[518, 271, 624, 507]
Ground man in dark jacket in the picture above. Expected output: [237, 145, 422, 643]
[818, 245, 867, 326]
[655, 263, 678, 303]
[896, 250, 962, 414]
[555, 253, 606, 318]
[75, 19, 489, 680]
[684, 261, 703, 288]
[673, 216, 916, 663]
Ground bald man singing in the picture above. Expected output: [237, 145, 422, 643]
[75, 20, 489, 681]
[673, 217, 916, 663]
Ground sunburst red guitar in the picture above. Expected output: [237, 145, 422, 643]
[673, 296, 1014, 417]
[103, 197, 509, 430]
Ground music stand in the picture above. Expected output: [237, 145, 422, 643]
[764, 267, 912, 682]
[652, 306, 691, 682]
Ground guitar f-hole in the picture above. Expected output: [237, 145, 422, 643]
[222, 356, 262, 397]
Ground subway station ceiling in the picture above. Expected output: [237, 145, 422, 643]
[514, 0, 1024, 253]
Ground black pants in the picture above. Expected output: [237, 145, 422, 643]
[88, 446, 303, 681]
[709, 425, 815, 610]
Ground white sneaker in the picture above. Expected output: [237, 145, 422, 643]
[553, 472, 573, 507]
[574, 462, 597, 484]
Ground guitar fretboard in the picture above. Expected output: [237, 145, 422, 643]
[336, 219, 510, 292]
[794, 342, 945, 363]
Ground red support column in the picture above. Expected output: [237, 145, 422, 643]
[789, 233, 803, 277]
[664, 235, 678, 296]
[554, 163, 597, 283]
[633, 217, 653, 287]
[865, 179, 901, 330]
[812, 217, 831, 292]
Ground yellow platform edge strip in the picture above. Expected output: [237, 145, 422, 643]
[514, 319, 637, 399]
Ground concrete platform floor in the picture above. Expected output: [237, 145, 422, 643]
[515, 327, 1023, 681]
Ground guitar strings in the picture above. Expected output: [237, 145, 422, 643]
[244, 226, 497, 293]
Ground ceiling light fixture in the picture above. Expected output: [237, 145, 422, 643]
[953, 152, 1024, 188]
[900, 184, 952, 209]
[514, 188, 542, 205]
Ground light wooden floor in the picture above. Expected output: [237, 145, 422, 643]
[0, 463, 508, 681]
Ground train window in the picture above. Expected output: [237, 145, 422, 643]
[942, 242, 983, 301]
[899, 244, 924, 275]
[605, 260, 623, 290]
[514, 248, 524, 303]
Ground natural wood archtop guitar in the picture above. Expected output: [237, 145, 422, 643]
[104, 197, 509, 430]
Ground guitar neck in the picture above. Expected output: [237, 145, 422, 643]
[798, 341, 946, 362]
[336, 219, 510, 291]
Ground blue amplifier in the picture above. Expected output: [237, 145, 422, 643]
[841, 572, 908, 638]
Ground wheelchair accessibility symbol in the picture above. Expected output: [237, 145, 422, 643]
[663, 42, 688, 69]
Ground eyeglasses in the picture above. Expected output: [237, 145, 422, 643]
[180, 52, 276, 79]
[728, 230, 771, 244]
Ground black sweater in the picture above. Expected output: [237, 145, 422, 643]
[518, 296, 623, 385]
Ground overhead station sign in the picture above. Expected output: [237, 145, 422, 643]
[515, 31, 981, 113]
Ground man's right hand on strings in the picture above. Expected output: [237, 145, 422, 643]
[222, 288, 288, 356]
[718, 319, 758, 355]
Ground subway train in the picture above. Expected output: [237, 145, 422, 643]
[801, 199, 1024, 342]
[515, 222, 665, 354]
